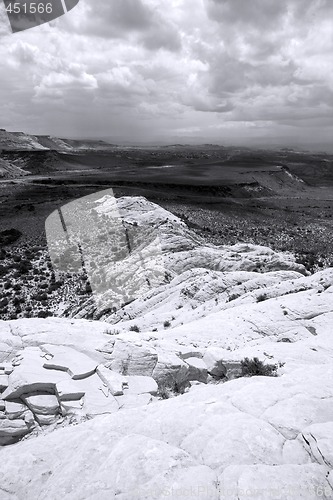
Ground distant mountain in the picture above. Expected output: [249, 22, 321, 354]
[0, 129, 115, 152]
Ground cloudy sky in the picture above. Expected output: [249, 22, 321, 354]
[0, 0, 333, 148]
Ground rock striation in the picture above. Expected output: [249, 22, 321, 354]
[0, 197, 332, 498]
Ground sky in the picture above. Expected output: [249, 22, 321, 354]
[0, 0, 333, 148]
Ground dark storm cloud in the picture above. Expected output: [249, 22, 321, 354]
[65, 0, 182, 52]
[0, 0, 333, 147]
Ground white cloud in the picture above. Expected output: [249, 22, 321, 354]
[0, 0, 332, 147]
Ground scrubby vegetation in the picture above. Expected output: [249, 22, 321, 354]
[256, 293, 268, 302]
[240, 357, 278, 377]
[0, 243, 92, 320]
[157, 380, 186, 399]
[0, 228, 22, 246]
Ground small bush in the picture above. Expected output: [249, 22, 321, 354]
[228, 293, 240, 302]
[256, 293, 267, 302]
[37, 310, 51, 318]
[240, 357, 277, 377]
[158, 380, 186, 399]
[104, 328, 120, 336]
[129, 325, 140, 333]
[163, 320, 171, 328]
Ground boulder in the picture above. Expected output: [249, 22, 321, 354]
[0, 418, 33, 446]
[55, 380, 86, 401]
[203, 347, 227, 378]
[0, 374, 9, 392]
[69, 373, 119, 417]
[96, 365, 126, 396]
[5, 400, 27, 420]
[2, 364, 14, 375]
[223, 359, 243, 380]
[184, 357, 208, 383]
[42, 344, 97, 380]
[60, 398, 85, 417]
[108, 339, 158, 376]
[152, 351, 189, 388]
[125, 375, 158, 396]
[22, 394, 60, 416]
[2, 347, 69, 400]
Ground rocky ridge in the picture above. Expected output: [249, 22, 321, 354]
[0, 196, 332, 498]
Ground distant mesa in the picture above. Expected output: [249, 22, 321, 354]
[0, 129, 114, 152]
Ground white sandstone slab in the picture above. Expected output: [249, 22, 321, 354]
[42, 344, 97, 379]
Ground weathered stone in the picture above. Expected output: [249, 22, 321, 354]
[5, 401, 27, 420]
[2, 364, 14, 375]
[203, 347, 227, 378]
[2, 347, 69, 400]
[22, 394, 59, 416]
[298, 422, 333, 467]
[60, 399, 85, 416]
[96, 365, 126, 396]
[223, 359, 243, 380]
[152, 351, 189, 387]
[115, 393, 155, 409]
[184, 357, 208, 383]
[42, 345, 97, 380]
[58, 373, 119, 417]
[0, 418, 32, 445]
[78, 374, 120, 417]
[125, 375, 158, 396]
[35, 414, 59, 426]
[108, 340, 158, 376]
[0, 374, 9, 392]
[219, 464, 331, 500]
[177, 347, 203, 360]
[55, 380, 85, 401]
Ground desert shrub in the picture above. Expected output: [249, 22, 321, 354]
[228, 293, 240, 302]
[13, 297, 21, 306]
[33, 292, 48, 302]
[0, 228, 22, 246]
[0, 298, 9, 307]
[240, 357, 277, 377]
[256, 293, 267, 302]
[129, 325, 140, 333]
[37, 310, 52, 318]
[158, 380, 186, 399]
[104, 328, 120, 335]
[163, 320, 171, 328]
